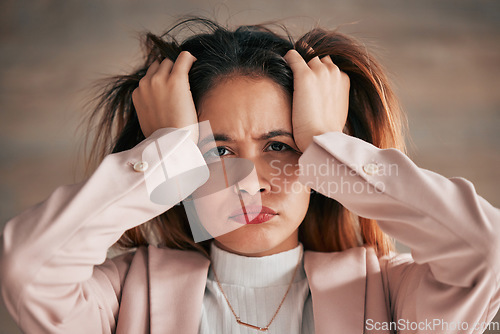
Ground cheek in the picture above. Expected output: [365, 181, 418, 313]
[268, 158, 310, 219]
[190, 189, 243, 239]
[282, 182, 310, 220]
[268, 156, 310, 195]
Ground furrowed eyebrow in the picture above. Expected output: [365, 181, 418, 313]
[198, 129, 293, 148]
[258, 130, 294, 141]
[197, 134, 233, 148]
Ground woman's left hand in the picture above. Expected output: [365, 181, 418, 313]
[284, 49, 350, 153]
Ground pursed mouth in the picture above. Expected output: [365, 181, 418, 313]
[230, 211, 277, 216]
[228, 212, 278, 225]
[229, 205, 277, 218]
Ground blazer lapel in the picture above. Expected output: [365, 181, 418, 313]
[147, 245, 371, 334]
[148, 246, 210, 334]
[304, 247, 367, 334]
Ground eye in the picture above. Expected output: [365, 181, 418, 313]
[266, 141, 293, 152]
[203, 146, 231, 159]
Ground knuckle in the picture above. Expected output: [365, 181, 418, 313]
[329, 68, 343, 82]
[150, 75, 164, 87]
[315, 67, 329, 80]
[319, 65, 331, 75]
[164, 79, 178, 92]
[169, 71, 185, 82]
[342, 73, 351, 86]
[137, 78, 147, 88]
[328, 63, 341, 73]
[302, 73, 316, 85]
[328, 63, 340, 72]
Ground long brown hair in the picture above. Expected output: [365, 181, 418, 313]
[85, 16, 407, 258]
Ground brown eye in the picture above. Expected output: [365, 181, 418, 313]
[266, 142, 292, 152]
[203, 146, 230, 159]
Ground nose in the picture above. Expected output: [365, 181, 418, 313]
[233, 161, 270, 197]
[234, 181, 266, 196]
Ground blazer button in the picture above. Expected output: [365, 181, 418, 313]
[133, 161, 149, 172]
[362, 163, 379, 175]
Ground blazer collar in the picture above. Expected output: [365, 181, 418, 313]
[148, 246, 210, 334]
[148, 245, 367, 334]
[304, 246, 367, 334]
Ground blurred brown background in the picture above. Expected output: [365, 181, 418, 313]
[1, 0, 499, 333]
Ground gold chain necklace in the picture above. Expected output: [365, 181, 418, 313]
[210, 250, 302, 332]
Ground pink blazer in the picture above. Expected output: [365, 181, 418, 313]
[1, 127, 499, 334]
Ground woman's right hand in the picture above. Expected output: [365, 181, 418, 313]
[132, 51, 199, 142]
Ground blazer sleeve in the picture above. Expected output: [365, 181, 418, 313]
[297, 131, 500, 332]
[0, 127, 209, 334]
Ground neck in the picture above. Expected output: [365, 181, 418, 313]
[209, 241, 305, 287]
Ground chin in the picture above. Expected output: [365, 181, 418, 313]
[213, 223, 298, 257]
[214, 229, 273, 255]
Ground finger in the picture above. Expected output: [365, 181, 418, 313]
[144, 60, 160, 79]
[131, 88, 138, 103]
[170, 51, 197, 77]
[307, 55, 324, 71]
[320, 55, 336, 67]
[131, 88, 142, 109]
[284, 49, 310, 73]
[156, 57, 174, 77]
[321, 55, 343, 73]
[340, 71, 351, 87]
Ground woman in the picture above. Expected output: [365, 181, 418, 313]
[1, 16, 499, 334]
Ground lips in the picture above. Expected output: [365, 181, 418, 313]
[229, 205, 277, 225]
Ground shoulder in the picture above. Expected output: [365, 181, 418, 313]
[304, 246, 423, 285]
[377, 250, 430, 281]
[92, 247, 147, 291]
[304, 246, 415, 267]
[378, 250, 414, 270]
[304, 246, 387, 281]
[99, 245, 210, 277]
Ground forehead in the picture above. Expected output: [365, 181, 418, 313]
[197, 76, 292, 136]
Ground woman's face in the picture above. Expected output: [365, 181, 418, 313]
[195, 75, 311, 257]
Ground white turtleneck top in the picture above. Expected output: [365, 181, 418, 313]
[198, 242, 315, 334]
